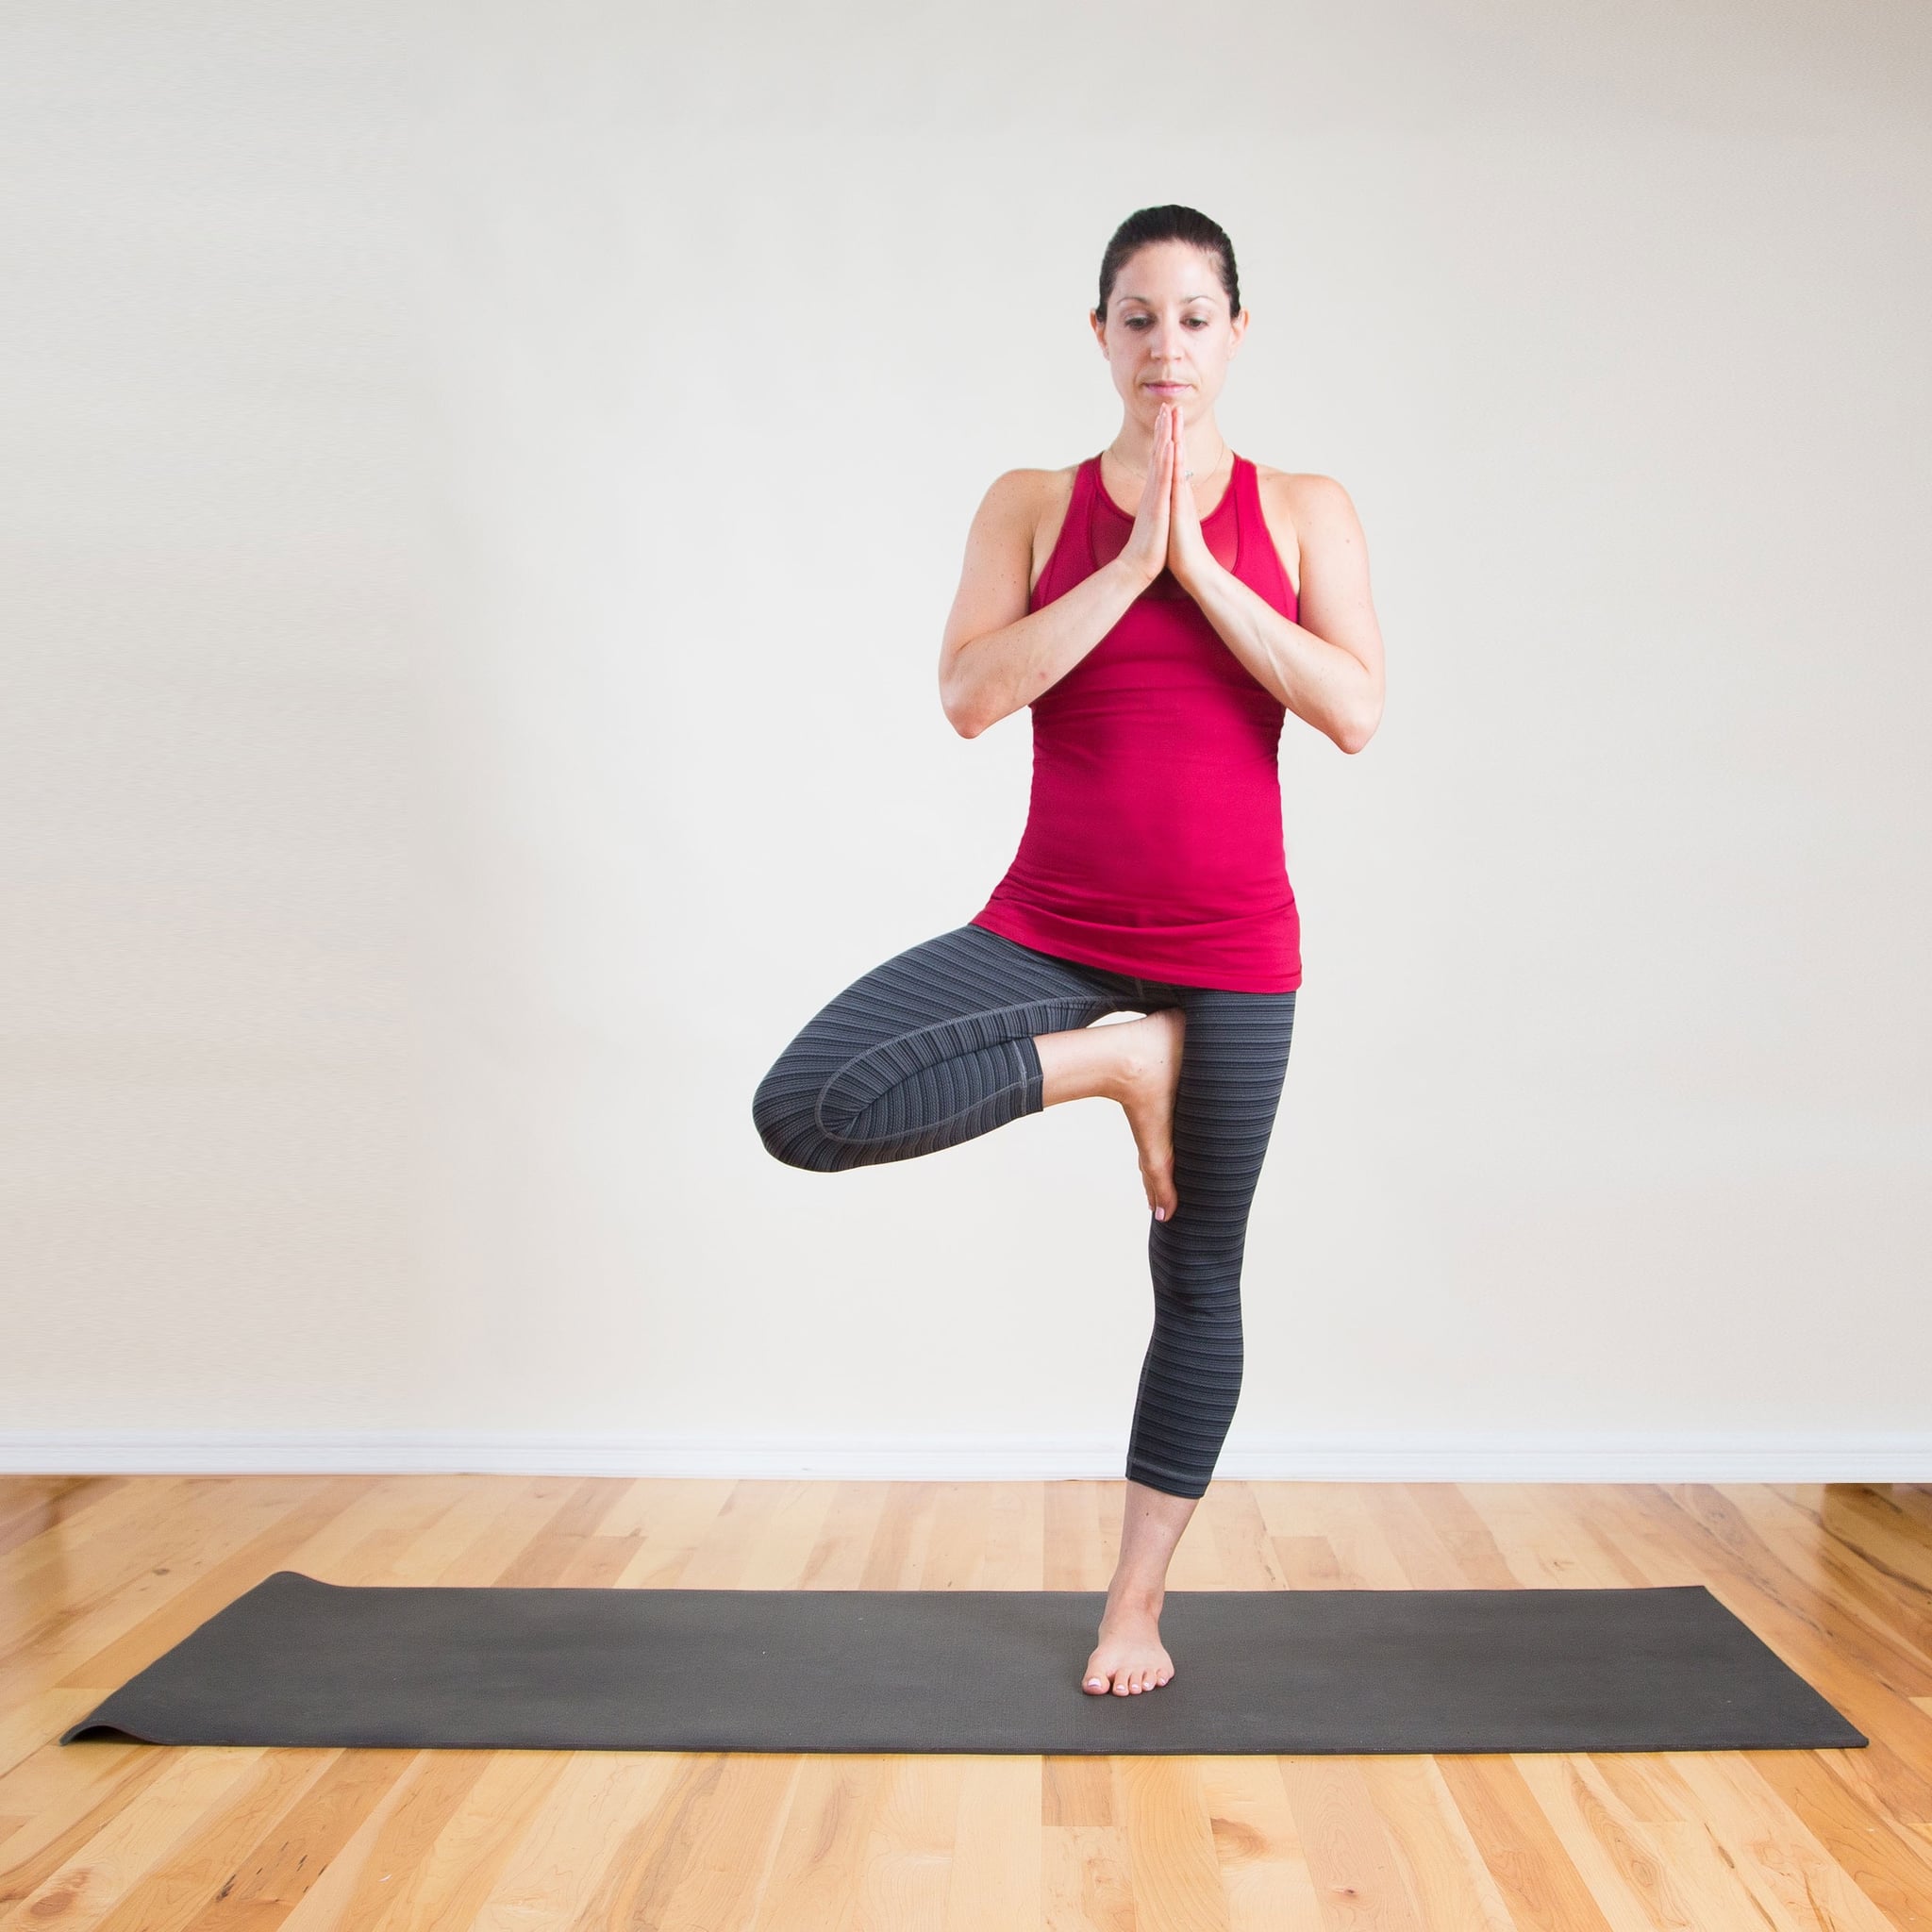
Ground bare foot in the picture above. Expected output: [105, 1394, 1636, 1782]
[1082, 1592, 1174, 1695]
[1114, 1008, 1186, 1221]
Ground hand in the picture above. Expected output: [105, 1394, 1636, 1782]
[1163, 406, 1218, 596]
[1116, 404, 1174, 589]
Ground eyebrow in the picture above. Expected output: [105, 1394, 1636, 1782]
[1117, 293, 1215, 307]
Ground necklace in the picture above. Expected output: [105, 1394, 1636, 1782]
[1105, 438, 1231, 486]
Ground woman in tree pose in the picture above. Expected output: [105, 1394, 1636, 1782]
[753, 204, 1386, 1698]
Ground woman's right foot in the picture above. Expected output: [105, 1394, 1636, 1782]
[1114, 1009, 1186, 1220]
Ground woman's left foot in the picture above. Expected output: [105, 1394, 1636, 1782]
[1114, 1008, 1186, 1221]
[1082, 1594, 1174, 1695]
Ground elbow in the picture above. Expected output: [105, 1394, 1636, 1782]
[941, 677, 1000, 739]
[942, 692, 987, 739]
[942, 675, 989, 741]
[1336, 701, 1382, 756]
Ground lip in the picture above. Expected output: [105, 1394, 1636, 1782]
[1144, 381, 1190, 392]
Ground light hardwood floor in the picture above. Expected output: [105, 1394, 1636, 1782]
[1, 1474, 1928, 1929]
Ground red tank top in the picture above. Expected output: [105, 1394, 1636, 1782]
[969, 451, 1302, 992]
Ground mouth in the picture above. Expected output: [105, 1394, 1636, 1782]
[1144, 381, 1190, 392]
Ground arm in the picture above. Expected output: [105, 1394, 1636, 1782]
[938, 470, 1153, 739]
[1177, 474, 1386, 755]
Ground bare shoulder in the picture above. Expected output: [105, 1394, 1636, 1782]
[1254, 465, 1370, 578]
[983, 461, 1077, 528]
[971, 462, 1083, 599]
[943, 461, 1085, 660]
[1253, 463, 1360, 526]
[1252, 463, 1383, 732]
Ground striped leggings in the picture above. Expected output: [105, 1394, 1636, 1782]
[750, 923, 1298, 1499]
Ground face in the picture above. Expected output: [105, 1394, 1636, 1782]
[1091, 241, 1247, 426]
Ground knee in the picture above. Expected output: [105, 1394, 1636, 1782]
[752, 1059, 838, 1170]
[751, 1070, 807, 1167]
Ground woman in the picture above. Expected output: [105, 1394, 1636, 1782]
[753, 204, 1386, 1698]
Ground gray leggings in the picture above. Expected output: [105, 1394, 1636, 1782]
[751, 924, 1298, 1499]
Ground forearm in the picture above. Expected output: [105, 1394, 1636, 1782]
[1184, 559, 1380, 753]
[942, 557, 1150, 738]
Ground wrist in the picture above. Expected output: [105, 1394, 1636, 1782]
[1173, 547, 1224, 597]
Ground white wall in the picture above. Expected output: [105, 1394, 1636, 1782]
[4, 1, 1927, 1476]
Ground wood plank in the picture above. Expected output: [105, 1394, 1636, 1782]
[0, 1481, 136, 1563]
[1354, 1754, 1517, 1930]
[1198, 1753, 1324, 1930]
[943, 1757, 1041, 1932]
[0, 1746, 268, 1931]
[462, 1751, 686, 1930]
[857, 1754, 965, 1931]
[1114, 1754, 1226, 1932]
[1276, 1756, 1427, 1928]
[84, 1750, 337, 1932]
[1512, 1749, 1730, 1929]
[0, 1742, 177, 1909]
[1666, 1748, 1906, 1931]
[347, 1748, 568, 1932]
[617, 1753, 816, 1932]
[1432, 1752, 1618, 1932]
[791, 1482, 895, 1591]
[180, 1749, 419, 1929]
[270, 1753, 486, 1932]
[58, 1480, 380, 1692]
[1729, 1748, 1932, 1932]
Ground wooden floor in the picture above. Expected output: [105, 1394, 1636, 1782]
[1, 1475, 1928, 1930]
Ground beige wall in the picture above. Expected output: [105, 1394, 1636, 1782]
[4, 2, 1927, 1475]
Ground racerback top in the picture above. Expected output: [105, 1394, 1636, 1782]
[968, 450, 1302, 992]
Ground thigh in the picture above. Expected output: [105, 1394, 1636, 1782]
[776, 923, 1136, 1058]
[752, 924, 1139, 1166]
[1163, 985, 1299, 1239]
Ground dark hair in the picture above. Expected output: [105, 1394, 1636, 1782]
[1094, 206, 1241, 327]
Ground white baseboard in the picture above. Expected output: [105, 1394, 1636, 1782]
[2, 1430, 1928, 1483]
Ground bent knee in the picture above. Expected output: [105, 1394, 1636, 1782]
[752, 1066, 837, 1169]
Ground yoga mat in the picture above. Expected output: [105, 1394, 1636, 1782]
[60, 1571, 1865, 1756]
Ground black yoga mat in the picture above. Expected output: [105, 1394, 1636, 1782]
[60, 1571, 1865, 1756]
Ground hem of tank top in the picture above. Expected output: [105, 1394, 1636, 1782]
[966, 912, 1301, 996]
[973, 891, 1298, 931]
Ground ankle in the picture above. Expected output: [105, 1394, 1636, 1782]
[1110, 1030, 1161, 1097]
[1104, 1580, 1165, 1616]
